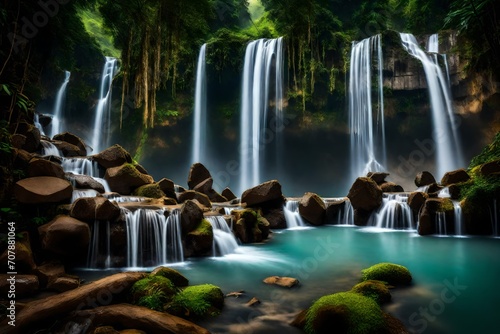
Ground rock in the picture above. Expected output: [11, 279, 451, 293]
[241, 180, 283, 207]
[414, 171, 436, 187]
[361, 263, 412, 285]
[221, 187, 237, 201]
[163, 197, 177, 205]
[11, 133, 27, 149]
[187, 163, 212, 189]
[157, 178, 176, 199]
[47, 276, 80, 292]
[12, 122, 40, 152]
[367, 172, 389, 185]
[408, 192, 428, 215]
[27, 158, 65, 178]
[134, 163, 149, 175]
[380, 182, 404, 193]
[479, 159, 500, 176]
[14, 176, 73, 204]
[0, 232, 36, 272]
[70, 197, 121, 221]
[448, 184, 462, 200]
[166, 284, 224, 319]
[351, 280, 391, 305]
[205, 189, 228, 203]
[353, 209, 372, 226]
[347, 177, 383, 212]
[53, 132, 87, 156]
[233, 209, 268, 243]
[383, 313, 410, 334]
[105, 163, 154, 195]
[441, 168, 471, 186]
[34, 261, 66, 287]
[52, 140, 84, 157]
[298, 192, 326, 225]
[246, 297, 261, 307]
[66, 173, 105, 193]
[131, 276, 177, 307]
[185, 219, 214, 257]
[226, 291, 245, 298]
[263, 276, 299, 288]
[290, 309, 307, 328]
[0, 274, 39, 298]
[132, 184, 165, 199]
[150, 267, 189, 287]
[93, 144, 133, 169]
[38, 215, 90, 257]
[263, 208, 287, 229]
[177, 190, 211, 207]
[417, 198, 454, 235]
[427, 183, 443, 195]
[11, 272, 146, 333]
[193, 177, 213, 194]
[175, 185, 187, 193]
[325, 199, 346, 223]
[94, 326, 119, 334]
[180, 200, 204, 234]
[13, 148, 34, 170]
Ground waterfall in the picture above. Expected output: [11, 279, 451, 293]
[349, 34, 386, 180]
[334, 199, 355, 226]
[427, 34, 439, 53]
[453, 201, 464, 236]
[62, 157, 110, 194]
[438, 187, 451, 198]
[399, 33, 464, 179]
[87, 220, 111, 269]
[92, 57, 118, 154]
[239, 37, 284, 193]
[283, 200, 306, 228]
[436, 211, 447, 235]
[49, 71, 71, 139]
[34, 113, 45, 136]
[40, 140, 61, 156]
[72, 189, 100, 203]
[125, 209, 184, 268]
[192, 44, 207, 164]
[369, 194, 415, 229]
[206, 216, 239, 256]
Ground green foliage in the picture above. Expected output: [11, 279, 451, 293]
[133, 131, 149, 162]
[132, 184, 164, 199]
[156, 109, 180, 124]
[469, 132, 500, 169]
[461, 176, 500, 208]
[167, 284, 224, 319]
[137, 289, 167, 311]
[131, 276, 177, 307]
[32, 216, 49, 226]
[361, 263, 412, 285]
[304, 292, 385, 334]
[194, 219, 214, 236]
[78, 8, 120, 58]
[351, 280, 392, 305]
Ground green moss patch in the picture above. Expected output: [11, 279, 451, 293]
[133, 184, 165, 199]
[151, 266, 189, 287]
[361, 263, 412, 285]
[351, 280, 392, 305]
[131, 276, 177, 310]
[167, 284, 224, 319]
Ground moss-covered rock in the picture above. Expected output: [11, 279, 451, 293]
[233, 209, 269, 243]
[132, 183, 165, 199]
[131, 276, 177, 311]
[151, 267, 189, 287]
[351, 280, 391, 305]
[167, 284, 224, 319]
[361, 263, 412, 285]
[304, 292, 385, 334]
[185, 219, 213, 257]
[104, 163, 154, 195]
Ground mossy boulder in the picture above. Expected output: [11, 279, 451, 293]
[304, 292, 385, 334]
[441, 169, 471, 186]
[131, 276, 177, 311]
[104, 163, 154, 195]
[361, 263, 412, 285]
[93, 144, 133, 169]
[185, 219, 213, 257]
[351, 280, 391, 305]
[133, 183, 165, 199]
[417, 198, 455, 235]
[151, 267, 189, 287]
[166, 284, 224, 319]
[233, 209, 269, 243]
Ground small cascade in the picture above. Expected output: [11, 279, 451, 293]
[239, 37, 284, 193]
[34, 113, 45, 136]
[49, 71, 71, 139]
[283, 200, 306, 228]
[103, 194, 146, 203]
[206, 216, 239, 256]
[91, 57, 118, 154]
[125, 209, 184, 268]
[87, 220, 111, 269]
[399, 33, 464, 178]
[72, 189, 99, 203]
[40, 140, 61, 156]
[192, 43, 207, 164]
[349, 34, 386, 180]
[453, 201, 464, 236]
[427, 34, 439, 53]
[369, 194, 415, 230]
[490, 199, 498, 237]
[332, 199, 355, 225]
[416, 185, 430, 193]
[438, 187, 451, 198]
[62, 157, 101, 177]
[436, 211, 447, 235]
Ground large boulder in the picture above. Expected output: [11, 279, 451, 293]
[157, 178, 176, 199]
[13, 148, 34, 170]
[479, 159, 500, 176]
[11, 122, 40, 152]
[27, 158, 65, 179]
[408, 192, 428, 215]
[177, 190, 212, 207]
[299, 192, 326, 225]
[263, 208, 287, 229]
[233, 209, 269, 243]
[193, 177, 213, 194]
[185, 219, 214, 257]
[93, 144, 133, 169]
[325, 199, 347, 223]
[105, 163, 154, 195]
[417, 198, 454, 235]
[52, 140, 83, 157]
[65, 173, 105, 193]
[187, 163, 212, 189]
[38, 215, 90, 257]
[222, 187, 237, 201]
[14, 176, 73, 204]
[241, 180, 283, 207]
[414, 171, 436, 187]
[132, 184, 165, 199]
[347, 177, 383, 211]
[0, 274, 39, 298]
[34, 261, 66, 287]
[441, 169, 471, 186]
[180, 200, 204, 235]
[53, 132, 87, 156]
[70, 197, 121, 221]
[361, 263, 412, 285]
[367, 172, 389, 185]
[380, 182, 404, 193]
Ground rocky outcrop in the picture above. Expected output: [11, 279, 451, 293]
[233, 209, 270, 243]
[241, 180, 284, 207]
[27, 158, 65, 179]
[325, 199, 347, 223]
[157, 178, 176, 199]
[262, 208, 287, 229]
[187, 163, 211, 189]
[53, 132, 87, 156]
[299, 192, 326, 225]
[70, 197, 121, 221]
[408, 192, 428, 215]
[380, 182, 404, 193]
[177, 190, 211, 207]
[414, 171, 436, 187]
[14, 176, 73, 204]
[185, 219, 213, 257]
[38, 215, 90, 257]
[418, 198, 454, 235]
[479, 159, 500, 176]
[347, 177, 383, 216]
[65, 173, 105, 193]
[263, 276, 299, 288]
[222, 187, 237, 201]
[441, 169, 471, 186]
[105, 163, 154, 195]
[180, 200, 204, 235]
[52, 140, 83, 157]
[93, 144, 133, 169]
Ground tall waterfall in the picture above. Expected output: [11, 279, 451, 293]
[49, 71, 71, 138]
[399, 33, 464, 178]
[349, 34, 386, 180]
[239, 37, 284, 193]
[92, 57, 118, 154]
[192, 44, 207, 164]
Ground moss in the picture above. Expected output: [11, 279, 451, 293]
[193, 219, 213, 236]
[351, 280, 392, 305]
[361, 263, 412, 285]
[304, 292, 385, 334]
[132, 184, 165, 199]
[167, 284, 224, 319]
[131, 276, 177, 307]
[437, 198, 454, 213]
[151, 267, 189, 287]
[469, 131, 500, 169]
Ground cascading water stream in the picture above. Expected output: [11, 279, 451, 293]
[453, 201, 464, 236]
[283, 200, 306, 228]
[49, 71, 71, 139]
[192, 44, 207, 164]
[349, 34, 386, 180]
[327, 198, 355, 226]
[399, 33, 464, 179]
[369, 193, 415, 230]
[206, 216, 239, 256]
[62, 157, 110, 199]
[40, 140, 61, 156]
[91, 57, 118, 154]
[239, 37, 284, 193]
[427, 34, 439, 53]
